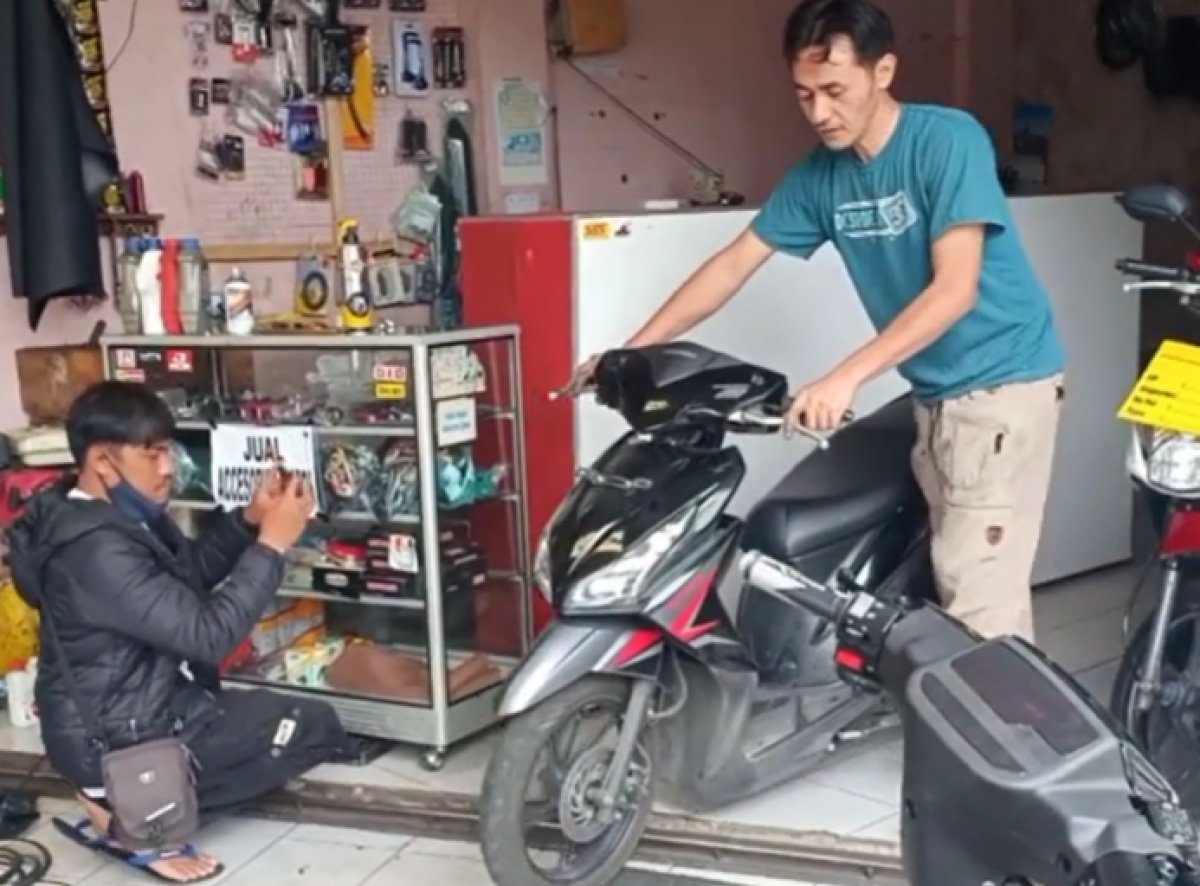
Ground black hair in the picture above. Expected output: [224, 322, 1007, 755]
[783, 0, 896, 64]
[66, 380, 176, 465]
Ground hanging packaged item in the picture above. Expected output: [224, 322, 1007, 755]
[432, 28, 467, 89]
[223, 267, 255, 336]
[390, 184, 441, 255]
[340, 27, 377, 151]
[294, 249, 332, 317]
[397, 111, 430, 164]
[392, 20, 431, 97]
[368, 247, 416, 308]
[337, 220, 373, 331]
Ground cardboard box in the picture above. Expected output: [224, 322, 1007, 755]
[15, 344, 104, 423]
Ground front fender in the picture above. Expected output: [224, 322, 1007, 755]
[497, 619, 655, 718]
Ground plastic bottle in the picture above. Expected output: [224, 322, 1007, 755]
[176, 239, 202, 334]
[223, 267, 255, 336]
[160, 238, 183, 334]
[116, 237, 144, 334]
[6, 659, 35, 728]
[137, 238, 165, 335]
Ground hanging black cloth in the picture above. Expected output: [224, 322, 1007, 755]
[0, 0, 120, 330]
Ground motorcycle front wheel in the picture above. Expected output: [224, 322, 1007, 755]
[1111, 609, 1200, 814]
[479, 676, 655, 886]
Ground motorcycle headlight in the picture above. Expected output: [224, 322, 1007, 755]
[533, 533, 552, 602]
[563, 508, 693, 613]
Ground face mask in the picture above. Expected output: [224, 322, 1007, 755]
[106, 473, 167, 524]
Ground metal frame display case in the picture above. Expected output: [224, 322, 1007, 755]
[100, 327, 531, 770]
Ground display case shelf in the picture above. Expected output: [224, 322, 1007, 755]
[101, 327, 531, 767]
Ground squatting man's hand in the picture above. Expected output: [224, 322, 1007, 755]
[242, 465, 288, 526]
[257, 474, 316, 554]
[787, 365, 864, 434]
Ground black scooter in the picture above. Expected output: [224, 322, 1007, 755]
[479, 343, 937, 885]
[741, 550, 1200, 885]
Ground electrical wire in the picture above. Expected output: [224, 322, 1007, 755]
[0, 840, 52, 885]
[0, 758, 55, 885]
[558, 56, 724, 182]
[104, 0, 140, 73]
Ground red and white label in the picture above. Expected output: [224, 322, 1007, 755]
[166, 349, 194, 373]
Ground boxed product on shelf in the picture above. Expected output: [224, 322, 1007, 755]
[251, 597, 326, 658]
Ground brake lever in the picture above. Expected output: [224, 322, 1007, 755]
[1124, 281, 1200, 296]
[548, 383, 594, 401]
[783, 408, 855, 450]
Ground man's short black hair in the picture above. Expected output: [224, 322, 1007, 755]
[66, 381, 176, 465]
[783, 0, 896, 64]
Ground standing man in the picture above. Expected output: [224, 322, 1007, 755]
[573, 0, 1065, 641]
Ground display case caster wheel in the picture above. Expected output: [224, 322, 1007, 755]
[420, 749, 445, 772]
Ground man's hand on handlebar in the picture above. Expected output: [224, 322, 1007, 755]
[787, 367, 862, 434]
[554, 354, 601, 399]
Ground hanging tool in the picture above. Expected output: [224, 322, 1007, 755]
[306, 0, 354, 95]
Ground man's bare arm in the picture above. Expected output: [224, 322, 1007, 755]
[836, 223, 985, 385]
[625, 226, 776, 348]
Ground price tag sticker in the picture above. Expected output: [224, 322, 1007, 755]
[1118, 339, 1200, 435]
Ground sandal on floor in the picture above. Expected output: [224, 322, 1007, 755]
[52, 816, 226, 883]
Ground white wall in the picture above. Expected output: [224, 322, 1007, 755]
[570, 194, 1141, 584]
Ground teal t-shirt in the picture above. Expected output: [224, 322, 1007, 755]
[751, 103, 1064, 401]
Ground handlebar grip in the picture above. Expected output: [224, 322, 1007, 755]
[741, 552, 844, 622]
[1116, 258, 1194, 281]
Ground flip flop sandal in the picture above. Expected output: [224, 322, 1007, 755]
[52, 817, 226, 883]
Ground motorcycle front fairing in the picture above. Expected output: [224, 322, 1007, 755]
[500, 343, 785, 719]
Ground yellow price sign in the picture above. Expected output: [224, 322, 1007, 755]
[1117, 339, 1200, 435]
[374, 381, 408, 400]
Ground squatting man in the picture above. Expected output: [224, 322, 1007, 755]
[572, 0, 1066, 642]
[8, 381, 352, 884]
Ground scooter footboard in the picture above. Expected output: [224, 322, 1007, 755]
[497, 619, 661, 718]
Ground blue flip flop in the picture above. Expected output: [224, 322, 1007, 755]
[52, 816, 225, 883]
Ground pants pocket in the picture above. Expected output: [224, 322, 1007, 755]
[932, 407, 1018, 510]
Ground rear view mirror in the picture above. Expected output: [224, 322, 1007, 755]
[1116, 184, 1196, 225]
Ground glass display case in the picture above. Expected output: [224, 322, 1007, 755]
[100, 327, 530, 770]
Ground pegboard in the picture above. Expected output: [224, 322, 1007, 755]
[173, 0, 475, 246]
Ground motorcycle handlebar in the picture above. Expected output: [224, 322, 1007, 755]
[1116, 258, 1198, 283]
[730, 404, 855, 450]
[739, 551, 847, 622]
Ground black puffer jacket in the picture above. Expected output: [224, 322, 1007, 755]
[7, 476, 284, 789]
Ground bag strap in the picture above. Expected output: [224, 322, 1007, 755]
[38, 560, 111, 752]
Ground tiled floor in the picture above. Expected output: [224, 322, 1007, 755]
[297, 562, 1146, 849]
[23, 797, 831, 885]
[0, 563, 1146, 882]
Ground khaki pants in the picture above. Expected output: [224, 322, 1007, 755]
[911, 374, 1064, 641]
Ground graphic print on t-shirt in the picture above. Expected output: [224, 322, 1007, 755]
[833, 191, 919, 240]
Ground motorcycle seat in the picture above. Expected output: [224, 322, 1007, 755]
[742, 396, 919, 562]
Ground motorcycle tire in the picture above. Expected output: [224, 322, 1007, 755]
[479, 676, 654, 886]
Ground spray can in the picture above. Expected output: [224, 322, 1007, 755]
[337, 219, 373, 332]
[223, 267, 255, 336]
